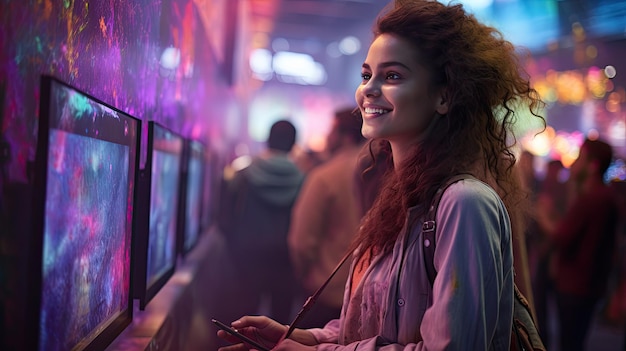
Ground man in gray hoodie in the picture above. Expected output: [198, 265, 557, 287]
[218, 120, 304, 324]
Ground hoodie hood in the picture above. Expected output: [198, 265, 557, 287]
[240, 154, 304, 206]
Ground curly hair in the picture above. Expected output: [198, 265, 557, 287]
[352, 0, 545, 259]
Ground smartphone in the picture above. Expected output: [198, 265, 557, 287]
[211, 318, 271, 351]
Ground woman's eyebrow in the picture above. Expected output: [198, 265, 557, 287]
[362, 61, 412, 71]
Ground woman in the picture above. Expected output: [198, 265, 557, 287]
[217, 0, 544, 349]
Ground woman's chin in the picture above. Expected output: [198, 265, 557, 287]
[361, 126, 382, 140]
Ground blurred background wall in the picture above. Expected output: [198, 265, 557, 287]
[1, 0, 625, 180]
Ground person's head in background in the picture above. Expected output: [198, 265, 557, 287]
[325, 107, 366, 156]
[267, 120, 297, 154]
[544, 159, 564, 184]
[570, 138, 613, 189]
[353, 0, 545, 253]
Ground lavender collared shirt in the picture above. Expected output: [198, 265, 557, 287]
[309, 179, 514, 350]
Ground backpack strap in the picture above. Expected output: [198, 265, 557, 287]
[422, 174, 475, 285]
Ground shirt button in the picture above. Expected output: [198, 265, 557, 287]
[397, 298, 405, 306]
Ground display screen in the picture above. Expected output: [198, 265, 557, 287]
[183, 140, 205, 253]
[132, 121, 182, 310]
[32, 75, 138, 351]
[146, 146, 180, 288]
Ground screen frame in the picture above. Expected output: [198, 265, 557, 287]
[28, 74, 139, 351]
[131, 120, 182, 310]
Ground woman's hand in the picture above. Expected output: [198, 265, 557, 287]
[216, 315, 286, 351]
[216, 315, 319, 350]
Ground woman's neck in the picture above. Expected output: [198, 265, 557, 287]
[389, 140, 418, 168]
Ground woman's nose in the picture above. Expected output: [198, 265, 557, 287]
[363, 79, 381, 97]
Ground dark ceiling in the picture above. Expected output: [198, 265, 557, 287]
[248, 0, 626, 54]
[270, 0, 387, 42]
[251, 0, 388, 48]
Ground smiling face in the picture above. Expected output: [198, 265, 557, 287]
[355, 33, 448, 153]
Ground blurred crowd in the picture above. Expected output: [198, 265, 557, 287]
[518, 144, 626, 351]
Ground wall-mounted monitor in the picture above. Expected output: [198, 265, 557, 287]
[177, 139, 205, 257]
[132, 121, 183, 310]
[29, 75, 140, 351]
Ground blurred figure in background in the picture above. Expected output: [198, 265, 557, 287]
[218, 120, 305, 323]
[293, 148, 325, 175]
[536, 138, 620, 351]
[531, 158, 567, 345]
[514, 149, 539, 312]
[516, 150, 539, 270]
[603, 180, 626, 349]
[538, 159, 568, 214]
[288, 107, 366, 328]
[518, 150, 541, 198]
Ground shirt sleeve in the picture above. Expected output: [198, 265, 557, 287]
[309, 318, 341, 344]
[419, 180, 513, 350]
[308, 180, 514, 351]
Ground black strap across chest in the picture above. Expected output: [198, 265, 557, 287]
[422, 174, 476, 285]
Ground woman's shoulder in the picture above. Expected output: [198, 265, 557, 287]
[436, 177, 511, 238]
[441, 177, 502, 207]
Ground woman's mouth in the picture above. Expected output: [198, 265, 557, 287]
[363, 107, 390, 116]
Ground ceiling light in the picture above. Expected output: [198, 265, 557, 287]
[339, 36, 361, 55]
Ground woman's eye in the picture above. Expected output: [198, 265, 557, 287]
[386, 72, 400, 80]
[361, 73, 371, 81]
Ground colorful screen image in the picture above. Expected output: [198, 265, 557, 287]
[36, 76, 138, 351]
[183, 141, 204, 253]
[146, 130, 182, 289]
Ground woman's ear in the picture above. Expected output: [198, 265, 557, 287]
[435, 89, 449, 115]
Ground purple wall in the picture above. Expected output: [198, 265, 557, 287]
[0, 0, 234, 183]
[0, 0, 236, 348]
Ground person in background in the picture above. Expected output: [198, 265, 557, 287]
[293, 148, 325, 175]
[536, 138, 619, 351]
[510, 150, 538, 311]
[516, 149, 540, 281]
[217, 0, 544, 349]
[530, 158, 567, 345]
[538, 159, 567, 214]
[288, 107, 366, 329]
[217, 120, 305, 324]
[518, 150, 540, 198]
